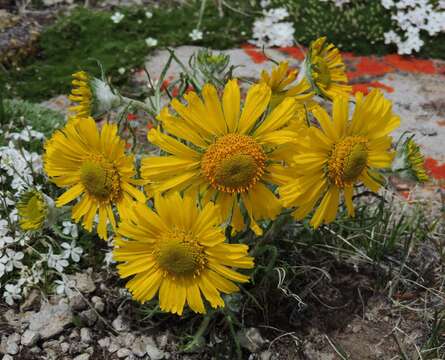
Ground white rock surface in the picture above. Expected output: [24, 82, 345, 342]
[27, 300, 73, 339]
[20, 330, 40, 347]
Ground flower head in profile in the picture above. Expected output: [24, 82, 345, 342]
[260, 61, 313, 108]
[69, 71, 121, 118]
[280, 89, 400, 228]
[304, 37, 351, 99]
[44, 117, 145, 239]
[393, 136, 429, 183]
[141, 80, 302, 235]
[17, 189, 52, 231]
[113, 193, 254, 315]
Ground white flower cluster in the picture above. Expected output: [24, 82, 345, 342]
[382, 0, 445, 54]
[0, 124, 84, 306]
[0, 131, 43, 190]
[251, 7, 295, 47]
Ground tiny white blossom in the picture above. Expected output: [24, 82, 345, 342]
[111, 11, 125, 24]
[118, 67, 126, 75]
[54, 278, 75, 296]
[2, 249, 24, 272]
[47, 247, 69, 273]
[103, 250, 115, 267]
[61, 240, 83, 263]
[62, 221, 78, 238]
[145, 37, 158, 47]
[145, 11, 153, 19]
[3, 283, 22, 305]
[189, 29, 203, 41]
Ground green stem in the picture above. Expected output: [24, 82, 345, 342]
[226, 311, 242, 360]
[120, 96, 156, 116]
[184, 312, 212, 351]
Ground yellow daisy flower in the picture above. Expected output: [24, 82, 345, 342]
[405, 139, 429, 183]
[69, 71, 93, 117]
[279, 89, 400, 228]
[69, 71, 121, 118]
[305, 37, 352, 99]
[113, 193, 254, 315]
[141, 80, 301, 235]
[393, 137, 429, 183]
[17, 189, 50, 231]
[44, 117, 145, 239]
[260, 61, 313, 108]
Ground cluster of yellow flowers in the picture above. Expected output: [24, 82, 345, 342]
[42, 37, 403, 315]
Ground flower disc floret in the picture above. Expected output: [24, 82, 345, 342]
[201, 134, 266, 193]
[79, 159, 121, 202]
[327, 136, 368, 188]
[155, 229, 206, 277]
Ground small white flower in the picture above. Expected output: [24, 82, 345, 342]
[2, 249, 24, 272]
[47, 246, 69, 273]
[62, 221, 78, 238]
[61, 240, 83, 263]
[3, 283, 22, 305]
[0, 236, 15, 249]
[54, 278, 75, 296]
[111, 11, 125, 24]
[145, 37, 158, 47]
[189, 28, 203, 41]
[118, 67, 126, 75]
[103, 250, 115, 267]
[145, 11, 153, 19]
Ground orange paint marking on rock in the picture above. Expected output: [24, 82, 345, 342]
[437, 120, 445, 126]
[383, 54, 436, 74]
[278, 46, 305, 60]
[352, 81, 394, 95]
[424, 158, 445, 180]
[347, 57, 394, 80]
[241, 44, 268, 64]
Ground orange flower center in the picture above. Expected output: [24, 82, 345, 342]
[201, 134, 266, 193]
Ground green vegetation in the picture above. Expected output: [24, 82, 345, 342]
[1, 2, 255, 102]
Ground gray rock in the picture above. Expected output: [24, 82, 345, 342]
[27, 300, 73, 339]
[60, 342, 70, 353]
[98, 337, 110, 348]
[117, 348, 132, 358]
[80, 328, 92, 343]
[79, 309, 98, 326]
[112, 315, 129, 332]
[2, 355, 14, 360]
[109, 341, 120, 353]
[132, 337, 147, 357]
[239, 328, 266, 353]
[67, 270, 96, 294]
[91, 296, 105, 313]
[3, 310, 22, 331]
[145, 343, 166, 360]
[260, 350, 273, 360]
[156, 334, 168, 349]
[20, 289, 40, 311]
[21, 330, 40, 347]
[5, 333, 20, 355]
[120, 333, 135, 348]
[68, 294, 87, 311]
[69, 329, 80, 340]
[73, 354, 90, 360]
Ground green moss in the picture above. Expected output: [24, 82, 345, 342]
[2, 98, 64, 137]
[1, 2, 254, 101]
